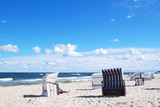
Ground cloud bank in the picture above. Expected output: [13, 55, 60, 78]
[0, 44, 19, 53]
[0, 43, 160, 72]
[92, 48, 107, 55]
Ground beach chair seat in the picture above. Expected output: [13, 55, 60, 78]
[135, 78, 144, 86]
[102, 68, 126, 96]
[46, 82, 59, 97]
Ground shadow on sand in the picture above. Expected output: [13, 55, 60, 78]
[77, 95, 122, 98]
[145, 88, 160, 90]
[23, 95, 45, 98]
[77, 89, 93, 91]
[126, 85, 135, 87]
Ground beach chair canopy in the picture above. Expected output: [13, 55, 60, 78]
[42, 72, 59, 83]
[130, 71, 143, 81]
[102, 68, 126, 96]
[133, 71, 142, 78]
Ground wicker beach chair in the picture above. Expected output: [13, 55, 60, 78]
[42, 72, 59, 97]
[102, 68, 126, 96]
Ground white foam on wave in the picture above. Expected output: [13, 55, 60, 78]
[71, 73, 81, 76]
[57, 76, 92, 82]
[57, 77, 78, 80]
[79, 76, 92, 79]
[72, 79, 92, 82]
[0, 78, 13, 81]
[18, 79, 42, 82]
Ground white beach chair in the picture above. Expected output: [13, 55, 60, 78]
[130, 71, 144, 86]
[42, 72, 59, 97]
[92, 73, 103, 89]
[142, 72, 154, 80]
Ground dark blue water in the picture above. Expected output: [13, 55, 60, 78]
[0, 72, 133, 86]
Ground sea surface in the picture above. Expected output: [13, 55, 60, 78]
[0, 72, 133, 86]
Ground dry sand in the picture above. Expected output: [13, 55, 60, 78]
[0, 75, 160, 107]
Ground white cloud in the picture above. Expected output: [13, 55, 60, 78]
[54, 45, 64, 54]
[45, 49, 53, 54]
[118, 48, 145, 60]
[118, 54, 146, 61]
[121, 54, 130, 60]
[96, 48, 158, 55]
[113, 0, 160, 21]
[0, 44, 19, 53]
[129, 48, 141, 55]
[114, 39, 119, 42]
[92, 48, 108, 55]
[0, 61, 3, 65]
[111, 18, 115, 22]
[0, 53, 159, 72]
[1, 20, 7, 23]
[47, 62, 56, 65]
[0, 47, 160, 72]
[110, 38, 119, 42]
[106, 48, 129, 54]
[155, 58, 160, 61]
[53, 43, 82, 57]
[127, 13, 135, 19]
[137, 55, 145, 60]
[32, 46, 41, 53]
[127, 15, 131, 19]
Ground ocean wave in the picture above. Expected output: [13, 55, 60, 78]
[57, 76, 91, 79]
[78, 76, 92, 79]
[16, 79, 42, 82]
[56, 76, 92, 82]
[73, 79, 92, 82]
[71, 73, 81, 76]
[24, 79, 42, 82]
[57, 77, 78, 80]
[0, 78, 13, 81]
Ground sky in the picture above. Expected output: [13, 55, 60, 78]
[0, 0, 160, 72]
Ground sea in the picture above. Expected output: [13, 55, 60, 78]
[0, 72, 136, 87]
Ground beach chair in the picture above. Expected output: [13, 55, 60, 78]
[92, 73, 103, 89]
[42, 72, 59, 97]
[102, 68, 126, 96]
[151, 72, 154, 79]
[142, 72, 154, 80]
[134, 72, 144, 86]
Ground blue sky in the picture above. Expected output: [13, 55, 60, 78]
[0, 0, 160, 72]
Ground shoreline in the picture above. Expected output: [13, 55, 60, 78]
[0, 75, 160, 107]
[0, 72, 159, 87]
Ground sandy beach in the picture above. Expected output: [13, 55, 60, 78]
[0, 75, 160, 107]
